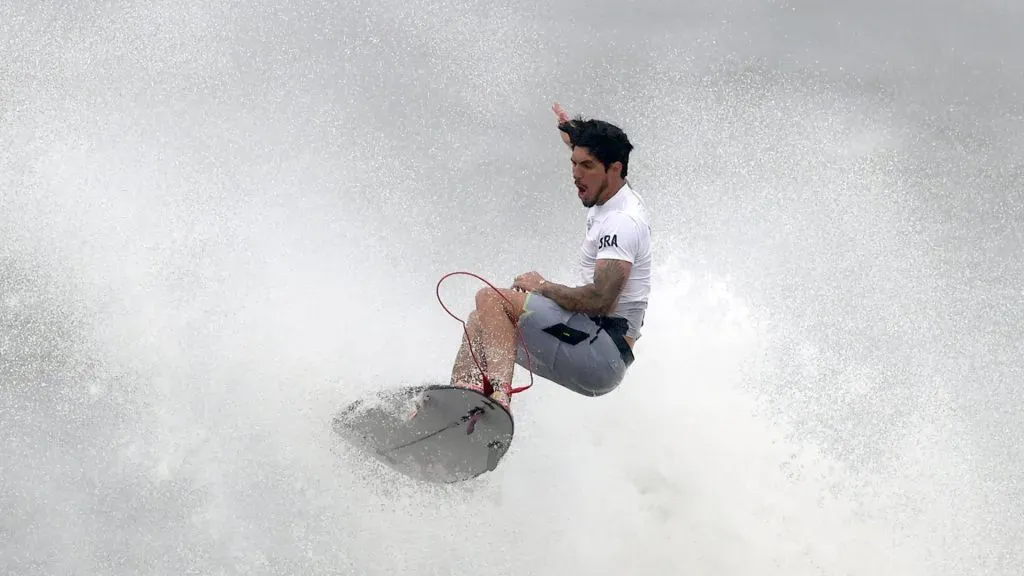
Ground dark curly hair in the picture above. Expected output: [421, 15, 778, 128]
[558, 116, 634, 178]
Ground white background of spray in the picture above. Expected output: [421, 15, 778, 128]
[2, 0, 1022, 574]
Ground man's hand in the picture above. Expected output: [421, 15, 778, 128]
[552, 101, 571, 123]
[552, 101, 572, 147]
[512, 271, 546, 293]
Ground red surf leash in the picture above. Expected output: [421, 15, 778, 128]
[435, 271, 536, 397]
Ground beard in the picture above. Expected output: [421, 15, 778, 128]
[580, 177, 608, 208]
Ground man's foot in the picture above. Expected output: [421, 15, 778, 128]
[451, 377, 510, 410]
[451, 377, 486, 395]
[489, 381, 512, 411]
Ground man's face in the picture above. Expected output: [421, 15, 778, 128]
[571, 146, 614, 208]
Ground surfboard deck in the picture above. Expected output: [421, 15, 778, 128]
[331, 383, 515, 484]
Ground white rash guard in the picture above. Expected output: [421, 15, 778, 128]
[575, 181, 653, 340]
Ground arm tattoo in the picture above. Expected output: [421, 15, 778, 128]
[537, 260, 630, 316]
[592, 259, 629, 312]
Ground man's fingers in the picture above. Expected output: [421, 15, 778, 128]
[552, 101, 569, 122]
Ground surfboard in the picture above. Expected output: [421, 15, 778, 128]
[331, 383, 515, 484]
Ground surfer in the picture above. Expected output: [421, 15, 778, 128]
[450, 102, 653, 409]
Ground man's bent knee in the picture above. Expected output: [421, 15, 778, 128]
[475, 287, 508, 309]
[474, 287, 524, 318]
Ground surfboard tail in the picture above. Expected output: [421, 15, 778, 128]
[333, 384, 515, 483]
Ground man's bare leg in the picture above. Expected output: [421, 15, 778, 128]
[450, 311, 486, 390]
[473, 288, 527, 404]
[449, 287, 527, 404]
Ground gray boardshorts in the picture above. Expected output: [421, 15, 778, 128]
[514, 293, 635, 397]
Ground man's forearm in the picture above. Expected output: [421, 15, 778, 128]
[536, 281, 609, 316]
